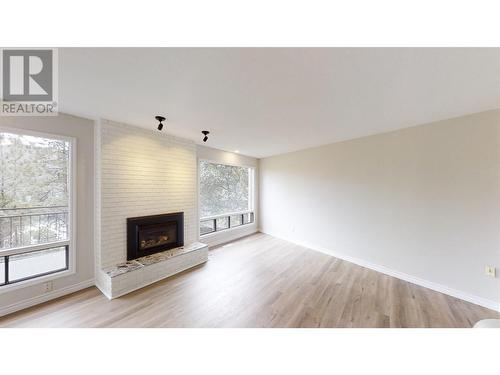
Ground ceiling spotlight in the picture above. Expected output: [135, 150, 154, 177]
[155, 115, 166, 131]
[202, 130, 210, 142]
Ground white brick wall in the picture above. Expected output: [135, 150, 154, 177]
[96, 119, 197, 268]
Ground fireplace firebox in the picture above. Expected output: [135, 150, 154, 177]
[127, 212, 184, 260]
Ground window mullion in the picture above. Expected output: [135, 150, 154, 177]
[5, 256, 9, 284]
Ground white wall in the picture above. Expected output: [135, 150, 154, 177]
[95, 120, 198, 269]
[0, 113, 95, 316]
[259, 109, 500, 309]
[197, 145, 259, 247]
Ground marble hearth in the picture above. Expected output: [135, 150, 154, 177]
[97, 242, 208, 299]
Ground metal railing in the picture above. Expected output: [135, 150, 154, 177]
[200, 210, 254, 236]
[0, 206, 69, 250]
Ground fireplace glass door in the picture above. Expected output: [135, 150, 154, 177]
[138, 223, 177, 251]
[127, 212, 184, 260]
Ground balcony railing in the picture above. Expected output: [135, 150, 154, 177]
[200, 210, 255, 236]
[0, 206, 70, 286]
[0, 206, 69, 250]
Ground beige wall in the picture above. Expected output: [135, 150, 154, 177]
[259, 109, 500, 308]
[0, 113, 95, 315]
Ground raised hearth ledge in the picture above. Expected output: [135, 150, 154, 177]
[97, 242, 209, 299]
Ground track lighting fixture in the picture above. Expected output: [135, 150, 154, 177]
[202, 130, 210, 142]
[155, 115, 166, 131]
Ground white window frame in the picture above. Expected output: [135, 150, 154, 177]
[0, 127, 76, 293]
[198, 158, 256, 238]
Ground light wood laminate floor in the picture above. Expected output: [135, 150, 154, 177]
[1, 233, 498, 328]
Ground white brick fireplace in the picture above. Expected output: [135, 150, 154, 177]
[94, 119, 206, 298]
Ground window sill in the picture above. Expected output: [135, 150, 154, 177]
[200, 223, 257, 246]
[0, 268, 75, 294]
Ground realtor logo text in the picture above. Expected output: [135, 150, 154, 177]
[1, 48, 58, 116]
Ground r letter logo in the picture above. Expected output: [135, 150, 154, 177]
[1, 48, 58, 116]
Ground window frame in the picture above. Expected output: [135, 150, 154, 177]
[0, 127, 76, 292]
[198, 158, 256, 238]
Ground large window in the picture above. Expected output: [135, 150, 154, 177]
[199, 160, 254, 235]
[0, 130, 72, 286]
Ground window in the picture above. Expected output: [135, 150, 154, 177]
[0, 130, 72, 286]
[199, 160, 254, 235]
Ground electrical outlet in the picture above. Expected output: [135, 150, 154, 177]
[43, 281, 54, 293]
[485, 266, 496, 277]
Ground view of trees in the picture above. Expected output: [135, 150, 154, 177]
[0, 132, 69, 209]
[0, 132, 70, 250]
[199, 161, 251, 217]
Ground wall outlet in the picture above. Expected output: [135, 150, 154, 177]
[485, 266, 496, 277]
[43, 281, 54, 293]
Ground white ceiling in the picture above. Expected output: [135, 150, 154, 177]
[59, 48, 500, 158]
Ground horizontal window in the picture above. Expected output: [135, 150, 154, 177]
[200, 220, 215, 235]
[8, 246, 68, 283]
[230, 214, 243, 227]
[1, 245, 69, 286]
[216, 217, 229, 231]
[242, 212, 254, 225]
[200, 211, 255, 236]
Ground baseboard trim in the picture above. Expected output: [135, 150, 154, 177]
[260, 230, 500, 312]
[0, 279, 95, 318]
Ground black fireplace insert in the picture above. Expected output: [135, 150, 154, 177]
[127, 212, 184, 260]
